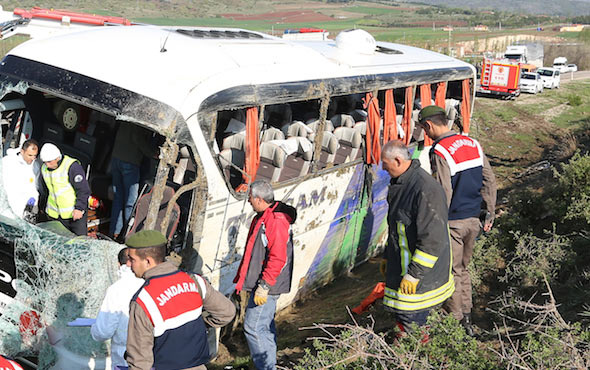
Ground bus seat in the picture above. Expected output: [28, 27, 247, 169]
[306, 118, 334, 133]
[43, 123, 64, 144]
[219, 148, 245, 189]
[278, 137, 313, 182]
[222, 132, 245, 151]
[73, 131, 96, 159]
[349, 109, 368, 123]
[353, 121, 366, 136]
[173, 146, 195, 185]
[256, 141, 286, 183]
[261, 127, 284, 142]
[318, 131, 339, 169]
[445, 98, 459, 129]
[126, 185, 180, 241]
[334, 127, 362, 164]
[411, 110, 423, 142]
[283, 121, 312, 139]
[330, 114, 355, 128]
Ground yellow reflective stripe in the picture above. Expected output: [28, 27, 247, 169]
[411, 249, 438, 268]
[384, 276, 454, 302]
[397, 222, 411, 275]
[383, 280, 455, 311]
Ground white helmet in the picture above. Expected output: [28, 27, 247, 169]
[40, 143, 62, 162]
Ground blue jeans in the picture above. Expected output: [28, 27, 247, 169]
[109, 157, 140, 235]
[244, 292, 280, 370]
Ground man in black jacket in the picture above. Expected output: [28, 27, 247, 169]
[381, 140, 454, 331]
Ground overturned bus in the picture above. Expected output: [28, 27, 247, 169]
[0, 16, 475, 368]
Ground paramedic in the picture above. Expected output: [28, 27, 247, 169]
[1, 139, 40, 219]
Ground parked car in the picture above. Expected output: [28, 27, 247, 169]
[567, 64, 578, 72]
[520, 72, 544, 94]
[537, 67, 560, 89]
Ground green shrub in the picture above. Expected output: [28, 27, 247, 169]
[501, 227, 573, 286]
[469, 229, 503, 290]
[567, 94, 583, 106]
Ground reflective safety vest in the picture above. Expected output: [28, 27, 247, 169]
[134, 270, 210, 369]
[41, 155, 78, 219]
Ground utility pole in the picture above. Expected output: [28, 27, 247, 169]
[499, 21, 502, 31]
[433, 22, 435, 31]
[448, 26, 452, 56]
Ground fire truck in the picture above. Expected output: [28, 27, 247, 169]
[477, 57, 521, 99]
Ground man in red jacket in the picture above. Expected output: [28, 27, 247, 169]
[234, 180, 297, 370]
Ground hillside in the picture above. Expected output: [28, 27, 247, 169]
[400, 0, 590, 16]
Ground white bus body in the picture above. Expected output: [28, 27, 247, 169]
[0, 22, 475, 365]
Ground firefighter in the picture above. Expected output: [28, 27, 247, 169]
[39, 143, 90, 236]
[418, 105, 497, 335]
[381, 140, 454, 331]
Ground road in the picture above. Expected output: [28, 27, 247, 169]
[561, 70, 590, 83]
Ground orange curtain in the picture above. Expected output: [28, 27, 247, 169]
[420, 84, 433, 146]
[435, 81, 447, 108]
[461, 79, 472, 134]
[402, 86, 414, 145]
[364, 92, 381, 164]
[237, 107, 260, 192]
[383, 89, 397, 144]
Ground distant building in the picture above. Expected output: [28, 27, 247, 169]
[473, 25, 489, 32]
[559, 24, 586, 32]
[442, 26, 454, 32]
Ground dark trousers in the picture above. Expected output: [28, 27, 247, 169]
[50, 214, 88, 236]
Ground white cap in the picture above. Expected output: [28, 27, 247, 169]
[40, 143, 62, 162]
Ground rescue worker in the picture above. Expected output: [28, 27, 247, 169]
[125, 230, 236, 370]
[233, 179, 297, 370]
[39, 143, 90, 236]
[0, 355, 24, 370]
[418, 105, 497, 335]
[1, 139, 40, 220]
[91, 248, 144, 370]
[381, 140, 454, 331]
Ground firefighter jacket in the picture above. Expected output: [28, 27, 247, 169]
[41, 155, 90, 219]
[234, 201, 297, 295]
[384, 160, 455, 312]
[126, 262, 236, 370]
[430, 131, 497, 221]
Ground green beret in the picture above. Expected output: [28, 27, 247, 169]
[418, 105, 446, 123]
[126, 230, 167, 248]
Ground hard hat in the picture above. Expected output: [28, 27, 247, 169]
[39, 143, 62, 162]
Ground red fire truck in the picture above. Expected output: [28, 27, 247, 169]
[477, 58, 521, 99]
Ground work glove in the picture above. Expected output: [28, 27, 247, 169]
[380, 259, 387, 278]
[253, 282, 270, 306]
[400, 274, 419, 295]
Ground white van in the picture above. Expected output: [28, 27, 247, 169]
[552, 57, 568, 73]
[537, 67, 561, 89]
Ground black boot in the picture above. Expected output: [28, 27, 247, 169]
[460, 313, 475, 337]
